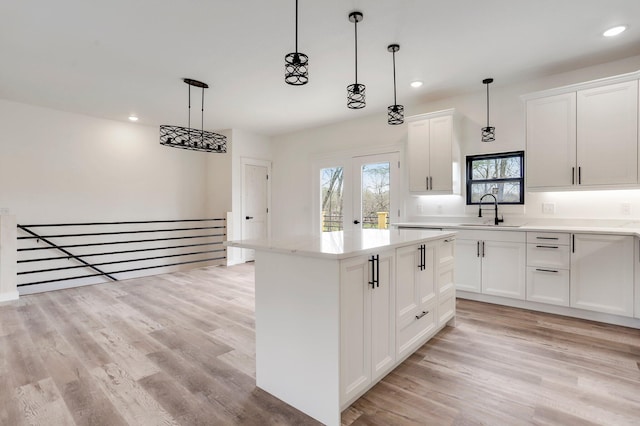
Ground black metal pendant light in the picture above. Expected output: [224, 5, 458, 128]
[347, 11, 365, 109]
[481, 78, 495, 142]
[159, 78, 227, 153]
[285, 0, 309, 85]
[387, 44, 404, 125]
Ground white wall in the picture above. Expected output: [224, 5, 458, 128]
[0, 99, 232, 291]
[271, 54, 640, 236]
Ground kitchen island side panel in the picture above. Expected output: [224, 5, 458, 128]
[254, 250, 342, 426]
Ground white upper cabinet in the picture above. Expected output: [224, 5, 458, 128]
[526, 93, 577, 189]
[406, 109, 460, 194]
[577, 80, 638, 186]
[524, 73, 640, 190]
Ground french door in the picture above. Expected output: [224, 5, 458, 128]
[319, 152, 399, 232]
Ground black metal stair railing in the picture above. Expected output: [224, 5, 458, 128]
[16, 218, 226, 289]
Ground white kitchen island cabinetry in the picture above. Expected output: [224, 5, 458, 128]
[406, 109, 460, 194]
[340, 250, 396, 404]
[226, 229, 456, 426]
[453, 230, 526, 300]
[571, 233, 634, 317]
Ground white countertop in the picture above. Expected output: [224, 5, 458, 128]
[394, 219, 640, 236]
[225, 228, 456, 260]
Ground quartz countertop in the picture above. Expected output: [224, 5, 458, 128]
[225, 228, 456, 260]
[394, 219, 640, 236]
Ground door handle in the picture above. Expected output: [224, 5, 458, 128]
[353, 219, 360, 224]
[245, 216, 253, 220]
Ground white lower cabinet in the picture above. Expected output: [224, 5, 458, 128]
[395, 237, 455, 360]
[526, 232, 571, 306]
[454, 230, 526, 300]
[340, 236, 456, 407]
[570, 233, 634, 317]
[340, 250, 395, 404]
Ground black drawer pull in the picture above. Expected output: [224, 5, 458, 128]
[415, 310, 429, 320]
[535, 268, 559, 273]
[536, 237, 559, 240]
[535, 245, 559, 249]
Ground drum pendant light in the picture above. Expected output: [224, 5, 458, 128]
[159, 78, 227, 153]
[347, 11, 365, 109]
[387, 44, 404, 125]
[285, 0, 309, 85]
[481, 78, 495, 142]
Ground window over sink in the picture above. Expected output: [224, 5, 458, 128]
[466, 151, 524, 205]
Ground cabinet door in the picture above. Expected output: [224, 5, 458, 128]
[635, 238, 640, 319]
[454, 239, 482, 293]
[370, 251, 396, 381]
[340, 256, 371, 403]
[481, 241, 526, 300]
[577, 80, 638, 186]
[526, 93, 577, 188]
[570, 234, 634, 317]
[407, 120, 430, 192]
[396, 243, 436, 359]
[429, 115, 453, 192]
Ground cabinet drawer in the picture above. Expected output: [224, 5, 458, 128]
[526, 232, 570, 245]
[526, 267, 570, 306]
[397, 304, 436, 359]
[527, 243, 570, 269]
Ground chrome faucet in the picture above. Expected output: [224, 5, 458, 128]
[479, 193, 504, 225]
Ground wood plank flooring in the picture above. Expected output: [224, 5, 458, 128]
[1, 263, 639, 425]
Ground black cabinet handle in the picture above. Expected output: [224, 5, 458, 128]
[429, 176, 433, 190]
[245, 216, 253, 220]
[369, 254, 380, 288]
[415, 310, 429, 320]
[477, 241, 480, 257]
[535, 268, 559, 273]
[572, 234, 575, 253]
[425, 177, 429, 190]
[536, 236, 559, 240]
[572, 167, 575, 185]
[578, 166, 582, 185]
[482, 241, 486, 257]
[417, 245, 424, 270]
[536, 245, 559, 249]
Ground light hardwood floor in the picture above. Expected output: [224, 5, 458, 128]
[1, 263, 639, 425]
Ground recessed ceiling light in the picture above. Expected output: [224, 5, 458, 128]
[410, 81, 423, 88]
[128, 115, 139, 122]
[603, 26, 626, 37]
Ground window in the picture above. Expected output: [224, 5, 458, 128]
[466, 151, 524, 204]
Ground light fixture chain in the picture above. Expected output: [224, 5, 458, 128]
[486, 82, 490, 127]
[392, 50, 397, 105]
[187, 83, 191, 142]
[201, 86, 205, 136]
[354, 18, 358, 84]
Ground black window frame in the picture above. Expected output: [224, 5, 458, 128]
[466, 151, 525, 205]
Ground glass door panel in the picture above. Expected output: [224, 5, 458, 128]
[320, 166, 344, 232]
[352, 153, 399, 230]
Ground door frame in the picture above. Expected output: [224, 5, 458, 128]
[312, 145, 401, 233]
[241, 157, 272, 262]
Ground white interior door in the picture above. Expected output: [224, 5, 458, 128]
[242, 160, 270, 261]
[351, 153, 399, 230]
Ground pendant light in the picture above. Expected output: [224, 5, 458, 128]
[387, 44, 404, 125]
[481, 78, 495, 142]
[347, 11, 365, 109]
[285, 0, 309, 85]
[159, 78, 227, 153]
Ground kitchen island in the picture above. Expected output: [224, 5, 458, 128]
[226, 228, 457, 426]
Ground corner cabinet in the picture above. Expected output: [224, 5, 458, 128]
[570, 233, 634, 317]
[525, 75, 639, 190]
[406, 109, 461, 194]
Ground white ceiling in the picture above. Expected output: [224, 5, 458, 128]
[1, 0, 640, 136]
